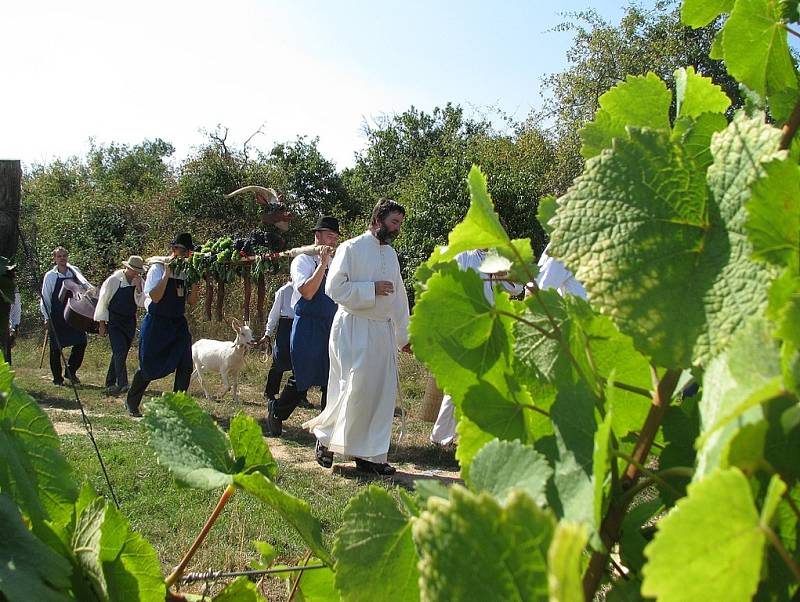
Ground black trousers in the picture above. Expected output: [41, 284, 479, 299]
[50, 339, 86, 382]
[273, 375, 326, 420]
[126, 364, 192, 413]
[264, 364, 286, 400]
[105, 327, 133, 388]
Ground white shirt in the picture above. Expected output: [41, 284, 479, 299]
[143, 263, 186, 311]
[535, 246, 588, 299]
[10, 289, 21, 330]
[40, 264, 91, 321]
[93, 269, 146, 322]
[264, 281, 295, 338]
[289, 254, 321, 309]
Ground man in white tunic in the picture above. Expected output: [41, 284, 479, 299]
[534, 245, 588, 299]
[304, 199, 410, 475]
[430, 249, 524, 446]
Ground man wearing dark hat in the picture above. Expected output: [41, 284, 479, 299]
[125, 234, 199, 417]
[94, 255, 147, 395]
[266, 216, 340, 436]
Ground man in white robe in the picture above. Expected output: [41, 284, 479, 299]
[430, 249, 524, 446]
[304, 199, 410, 475]
[534, 245, 588, 299]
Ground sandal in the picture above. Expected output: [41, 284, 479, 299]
[315, 441, 333, 468]
[355, 459, 396, 476]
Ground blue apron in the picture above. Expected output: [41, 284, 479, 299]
[290, 272, 337, 391]
[138, 277, 192, 380]
[50, 274, 88, 349]
[108, 282, 137, 352]
[273, 317, 294, 372]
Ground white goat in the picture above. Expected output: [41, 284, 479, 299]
[192, 319, 255, 402]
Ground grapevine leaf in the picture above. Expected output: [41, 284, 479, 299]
[579, 73, 672, 159]
[722, 0, 798, 118]
[550, 113, 783, 368]
[747, 158, 800, 270]
[547, 522, 589, 602]
[0, 362, 78, 531]
[680, 0, 734, 27]
[469, 439, 552, 507]
[143, 392, 234, 490]
[761, 474, 788, 525]
[250, 541, 277, 570]
[642, 468, 765, 602]
[0, 493, 71, 602]
[659, 396, 699, 504]
[71, 495, 108, 599]
[414, 479, 450, 505]
[455, 417, 495, 480]
[212, 576, 266, 601]
[234, 472, 333, 566]
[413, 487, 554, 601]
[460, 378, 537, 443]
[674, 66, 731, 119]
[332, 486, 419, 602]
[537, 195, 557, 235]
[592, 411, 613, 528]
[695, 317, 784, 476]
[768, 269, 800, 348]
[277, 560, 338, 602]
[672, 112, 729, 171]
[229, 412, 278, 479]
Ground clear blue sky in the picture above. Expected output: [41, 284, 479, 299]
[2, 0, 630, 169]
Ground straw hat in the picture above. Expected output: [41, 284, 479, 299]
[122, 255, 146, 273]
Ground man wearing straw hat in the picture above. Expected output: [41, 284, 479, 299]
[94, 255, 147, 395]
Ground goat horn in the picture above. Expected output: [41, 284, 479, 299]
[224, 186, 279, 205]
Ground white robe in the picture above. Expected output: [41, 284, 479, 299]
[303, 231, 410, 463]
[430, 250, 523, 445]
[535, 246, 588, 300]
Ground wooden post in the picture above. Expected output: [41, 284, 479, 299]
[256, 272, 266, 325]
[242, 265, 252, 323]
[420, 373, 444, 422]
[204, 275, 214, 321]
[215, 279, 225, 322]
[0, 161, 21, 363]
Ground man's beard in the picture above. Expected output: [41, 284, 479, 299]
[376, 223, 398, 244]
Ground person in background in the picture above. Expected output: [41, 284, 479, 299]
[2, 260, 20, 364]
[430, 249, 524, 447]
[533, 245, 588, 300]
[94, 255, 146, 396]
[125, 234, 199, 417]
[266, 217, 340, 435]
[40, 247, 93, 385]
[259, 277, 310, 408]
[304, 199, 411, 475]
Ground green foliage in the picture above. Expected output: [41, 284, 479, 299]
[469, 439, 552, 506]
[547, 522, 589, 602]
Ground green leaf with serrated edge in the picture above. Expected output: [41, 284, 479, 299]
[550, 113, 784, 368]
[250, 540, 277, 570]
[619, 497, 664, 574]
[398, 489, 420, 518]
[0, 362, 78, 530]
[681, 0, 734, 27]
[642, 468, 765, 602]
[144, 392, 234, 489]
[672, 112, 729, 171]
[469, 439, 552, 507]
[413, 487, 554, 601]
[333, 486, 419, 602]
[229, 412, 278, 479]
[0, 493, 71, 602]
[455, 416, 495, 481]
[460, 378, 538, 443]
[695, 317, 784, 473]
[762, 475, 788, 526]
[547, 522, 589, 602]
[769, 270, 800, 348]
[747, 158, 800, 270]
[213, 576, 266, 601]
[548, 382, 597, 529]
[71, 495, 108, 599]
[428, 166, 510, 264]
[593, 411, 613, 529]
[234, 472, 333, 566]
[537, 195, 557, 236]
[513, 290, 570, 385]
[415, 479, 450, 505]
[723, 0, 798, 105]
[580, 73, 672, 159]
[674, 67, 731, 119]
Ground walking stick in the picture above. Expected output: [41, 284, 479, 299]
[39, 325, 48, 369]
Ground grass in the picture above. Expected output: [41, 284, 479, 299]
[9, 333, 459, 597]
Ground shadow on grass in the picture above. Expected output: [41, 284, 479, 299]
[332, 464, 462, 490]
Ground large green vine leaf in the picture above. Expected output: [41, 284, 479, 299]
[413, 487, 554, 601]
[0, 362, 78, 530]
[469, 439, 552, 507]
[674, 66, 732, 119]
[642, 468, 765, 602]
[680, 0, 734, 26]
[332, 486, 419, 602]
[229, 412, 278, 480]
[549, 113, 783, 368]
[144, 392, 235, 489]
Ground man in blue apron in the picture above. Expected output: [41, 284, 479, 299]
[125, 233, 199, 417]
[40, 247, 94, 385]
[267, 216, 340, 436]
[94, 255, 146, 395]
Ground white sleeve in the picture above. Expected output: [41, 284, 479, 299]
[290, 255, 316, 290]
[391, 255, 410, 348]
[10, 290, 21, 329]
[40, 271, 56, 321]
[93, 273, 120, 322]
[144, 264, 164, 296]
[265, 289, 282, 337]
[325, 244, 375, 310]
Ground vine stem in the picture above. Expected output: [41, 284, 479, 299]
[582, 368, 681, 599]
[786, 25, 800, 40]
[617, 465, 694, 506]
[762, 524, 800, 582]
[165, 483, 237, 589]
[288, 550, 313, 601]
[780, 95, 800, 150]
